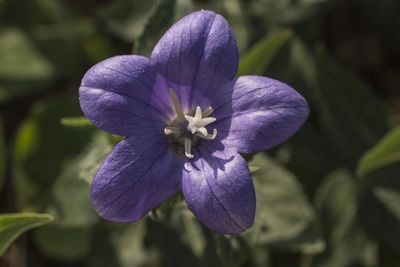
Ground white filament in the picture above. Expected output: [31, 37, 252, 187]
[184, 138, 194, 158]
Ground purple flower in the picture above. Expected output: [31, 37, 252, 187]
[79, 10, 309, 234]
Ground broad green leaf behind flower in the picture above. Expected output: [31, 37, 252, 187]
[244, 153, 324, 253]
[357, 125, 400, 176]
[238, 29, 293, 76]
[0, 118, 4, 192]
[0, 213, 53, 257]
[309, 170, 372, 267]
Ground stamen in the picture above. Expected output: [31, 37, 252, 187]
[195, 128, 218, 140]
[184, 138, 194, 158]
[164, 127, 180, 135]
[169, 89, 185, 121]
[202, 106, 214, 117]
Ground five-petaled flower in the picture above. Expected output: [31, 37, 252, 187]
[79, 10, 309, 234]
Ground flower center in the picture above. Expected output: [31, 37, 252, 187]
[164, 89, 217, 158]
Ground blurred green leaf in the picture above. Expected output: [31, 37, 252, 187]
[275, 124, 340, 195]
[169, 205, 206, 258]
[374, 187, 400, 221]
[238, 29, 293, 76]
[213, 235, 251, 267]
[0, 213, 53, 257]
[155, 203, 251, 267]
[0, 0, 69, 27]
[157, 193, 183, 215]
[13, 99, 92, 207]
[309, 169, 372, 267]
[34, 225, 91, 260]
[145, 216, 200, 267]
[379, 245, 400, 267]
[247, 0, 328, 26]
[244, 153, 324, 253]
[0, 118, 5, 192]
[85, 224, 123, 267]
[134, 0, 176, 56]
[0, 28, 53, 81]
[286, 38, 387, 163]
[97, 0, 157, 42]
[50, 132, 113, 227]
[358, 125, 400, 176]
[60, 116, 92, 127]
[248, 247, 271, 267]
[359, 164, 400, 250]
[111, 221, 156, 267]
[32, 21, 94, 79]
[0, 28, 55, 103]
[222, 0, 249, 51]
[0, 0, 96, 79]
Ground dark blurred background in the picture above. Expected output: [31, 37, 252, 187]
[0, 0, 399, 266]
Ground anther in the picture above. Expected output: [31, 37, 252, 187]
[164, 127, 180, 135]
[184, 138, 194, 158]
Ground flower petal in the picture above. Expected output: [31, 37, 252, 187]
[151, 10, 238, 112]
[79, 55, 167, 137]
[181, 146, 255, 234]
[214, 75, 309, 153]
[91, 134, 182, 222]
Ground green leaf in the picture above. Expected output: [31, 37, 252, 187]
[34, 225, 91, 260]
[0, 117, 5, 192]
[145, 217, 201, 267]
[373, 187, 400, 221]
[359, 164, 400, 250]
[379, 245, 400, 267]
[134, 0, 176, 56]
[0, 28, 53, 81]
[244, 153, 324, 253]
[1, 0, 97, 79]
[60, 116, 92, 127]
[246, 0, 328, 26]
[284, 38, 388, 164]
[221, 0, 249, 51]
[275, 124, 342, 195]
[168, 205, 206, 258]
[155, 203, 251, 267]
[50, 132, 113, 227]
[0, 28, 55, 103]
[238, 29, 293, 76]
[111, 222, 156, 267]
[13, 99, 93, 207]
[97, 0, 158, 42]
[0, 213, 53, 256]
[357, 125, 400, 176]
[309, 169, 371, 267]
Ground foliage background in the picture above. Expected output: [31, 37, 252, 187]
[0, 0, 400, 266]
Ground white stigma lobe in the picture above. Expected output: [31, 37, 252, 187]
[184, 106, 216, 136]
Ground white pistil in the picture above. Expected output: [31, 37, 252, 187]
[184, 138, 194, 158]
[184, 106, 216, 136]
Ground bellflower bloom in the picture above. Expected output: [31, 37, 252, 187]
[79, 10, 309, 234]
